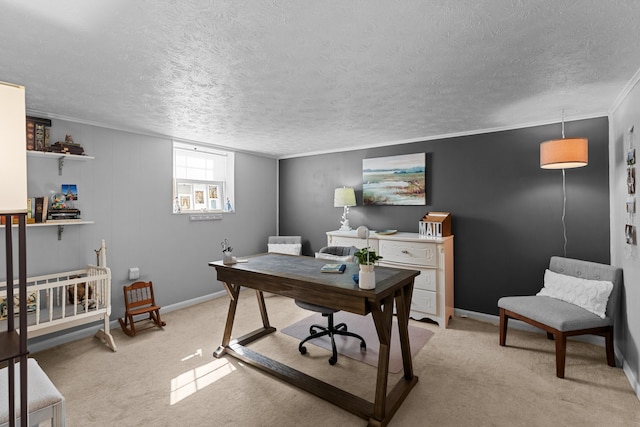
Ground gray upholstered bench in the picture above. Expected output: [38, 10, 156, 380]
[0, 358, 65, 427]
[498, 256, 623, 378]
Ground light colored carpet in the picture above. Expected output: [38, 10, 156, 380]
[281, 311, 434, 373]
[28, 292, 640, 426]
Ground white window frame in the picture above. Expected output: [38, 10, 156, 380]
[173, 141, 235, 214]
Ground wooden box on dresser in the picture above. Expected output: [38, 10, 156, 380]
[326, 230, 454, 328]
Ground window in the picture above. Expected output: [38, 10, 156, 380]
[173, 141, 235, 213]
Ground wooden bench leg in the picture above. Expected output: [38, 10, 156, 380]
[499, 308, 508, 346]
[605, 327, 615, 367]
[554, 333, 567, 378]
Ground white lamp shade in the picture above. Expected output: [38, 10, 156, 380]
[0, 82, 27, 213]
[540, 138, 588, 169]
[334, 187, 356, 207]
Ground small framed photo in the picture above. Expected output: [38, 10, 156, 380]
[62, 184, 78, 200]
[628, 167, 636, 194]
[627, 199, 636, 214]
[628, 148, 636, 165]
[179, 195, 191, 211]
[625, 224, 636, 245]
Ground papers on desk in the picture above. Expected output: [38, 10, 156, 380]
[321, 263, 346, 274]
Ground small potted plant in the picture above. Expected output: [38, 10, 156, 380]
[354, 248, 382, 289]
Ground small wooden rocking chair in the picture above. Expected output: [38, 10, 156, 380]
[118, 281, 166, 336]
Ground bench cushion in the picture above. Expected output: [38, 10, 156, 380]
[498, 295, 612, 332]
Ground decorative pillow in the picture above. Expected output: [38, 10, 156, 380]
[536, 269, 613, 318]
[267, 243, 301, 255]
[315, 252, 354, 262]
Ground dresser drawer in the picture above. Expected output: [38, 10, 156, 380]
[414, 268, 436, 291]
[379, 240, 437, 267]
[411, 288, 438, 315]
[327, 235, 378, 251]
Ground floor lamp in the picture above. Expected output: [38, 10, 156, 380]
[0, 81, 29, 426]
[540, 115, 588, 257]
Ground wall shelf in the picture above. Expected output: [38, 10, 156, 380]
[27, 151, 94, 175]
[1, 221, 94, 240]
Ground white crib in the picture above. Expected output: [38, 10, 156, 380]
[0, 240, 116, 352]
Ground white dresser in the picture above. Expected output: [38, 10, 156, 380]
[327, 230, 454, 328]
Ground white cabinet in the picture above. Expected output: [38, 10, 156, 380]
[327, 230, 454, 328]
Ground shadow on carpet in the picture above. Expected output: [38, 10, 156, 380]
[281, 311, 434, 373]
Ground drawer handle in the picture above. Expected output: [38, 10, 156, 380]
[401, 250, 410, 254]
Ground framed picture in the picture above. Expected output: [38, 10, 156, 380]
[179, 195, 191, 211]
[627, 199, 636, 214]
[625, 224, 636, 245]
[628, 148, 636, 165]
[195, 190, 205, 204]
[208, 185, 220, 210]
[62, 184, 78, 200]
[363, 153, 426, 205]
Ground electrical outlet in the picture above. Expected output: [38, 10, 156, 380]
[128, 267, 140, 280]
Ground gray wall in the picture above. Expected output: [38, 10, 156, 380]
[611, 83, 640, 395]
[279, 117, 610, 315]
[2, 119, 278, 342]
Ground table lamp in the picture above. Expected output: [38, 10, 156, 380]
[334, 187, 356, 231]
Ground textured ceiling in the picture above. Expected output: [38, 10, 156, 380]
[2, 0, 640, 158]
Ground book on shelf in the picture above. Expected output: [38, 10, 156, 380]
[44, 218, 83, 223]
[34, 196, 49, 223]
[26, 120, 35, 150]
[0, 216, 35, 225]
[47, 209, 81, 221]
[321, 263, 346, 274]
[34, 122, 46, 151]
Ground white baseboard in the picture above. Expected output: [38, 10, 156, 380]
[28, 290, 227, 354]
[455, 308, 640, 402]
[619, 348, 640, 401]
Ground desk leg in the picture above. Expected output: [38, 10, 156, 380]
[370, 294, 395, 423]
[214, 281, 241, 358]
[394, 283, 415, 379]
[214, 283, 277, 359]
[255, 290, 271, 329]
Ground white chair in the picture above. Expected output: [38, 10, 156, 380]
[0, 358, 65, 427]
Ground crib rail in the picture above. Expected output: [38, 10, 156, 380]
[0, 265, 115, 350]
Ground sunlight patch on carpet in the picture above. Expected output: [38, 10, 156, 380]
[170, 358, 236, 405]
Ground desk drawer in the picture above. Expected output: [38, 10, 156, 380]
[411, 289, 437, 315]
[379, 240, 437, 267]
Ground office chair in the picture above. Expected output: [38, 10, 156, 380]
[295, 246, 366, 365]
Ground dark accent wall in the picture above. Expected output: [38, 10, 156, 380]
[279, 117, 610, 316]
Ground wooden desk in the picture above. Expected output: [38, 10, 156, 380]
[209, 253, 419, 427]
